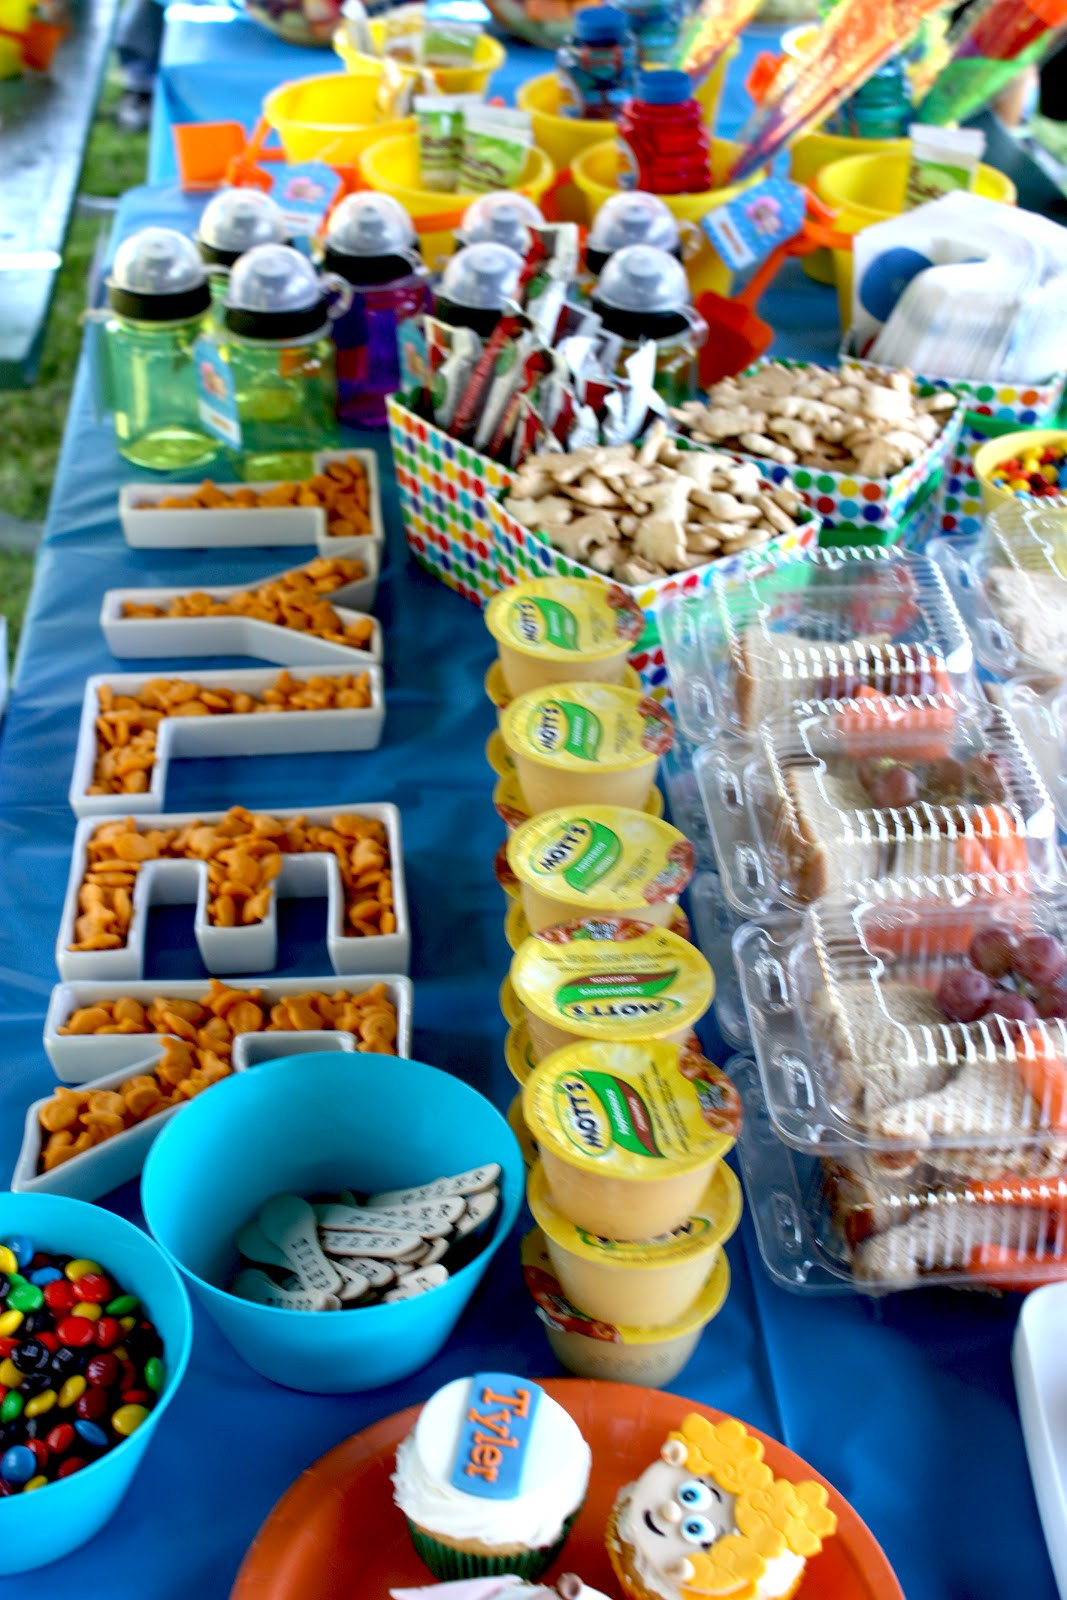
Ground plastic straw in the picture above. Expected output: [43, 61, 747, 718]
[918, 0, 1067, 124]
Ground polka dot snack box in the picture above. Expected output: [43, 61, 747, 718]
[388, 396, 514, 609]
[490, 497, 819, 704]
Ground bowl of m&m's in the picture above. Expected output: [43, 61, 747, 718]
[974, 428, 1067, 516]
[0, 1191, 192, 1574]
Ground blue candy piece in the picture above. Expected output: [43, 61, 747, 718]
[1, 1445, 35, 1485]
[1058, 467, 1067, 486]
[7, 1237, 33, 1270]
[29, 1266, 63, 1287]
[74, 1420, 109, 1449]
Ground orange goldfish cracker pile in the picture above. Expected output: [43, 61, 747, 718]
[70, 806, 396, 951]
[143, 456, 373, 540]
[58, 978, 398, 1054]
[90, 670, 374, 796]
[120, 557, 374, 650]
[37, 1039, 232, 1172]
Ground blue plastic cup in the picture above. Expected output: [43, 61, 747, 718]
[0, 1192, 192, 1575]
[141, 1052, 523, 1393]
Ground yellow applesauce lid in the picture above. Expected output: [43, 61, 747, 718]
[510, 917, 714, 1042]
[501, 682, 675, 773]
[505, 900, 529, 952]
[523, 1037, 740, 1182]
[486, 579, 645, 664]
[494, 842, 520, 900]
[505, 1020, 538, 1085]
[527, 1158, 742, 1266]
[522, 1228, 731, 1344]
[507, 806, 694, 915]
[493, 771, 665, 833]
[500, 974, 524, 1028]
[485, 658, 643, 714]
[486, 729, 514, 777]
[508, 1095, 539, 1168]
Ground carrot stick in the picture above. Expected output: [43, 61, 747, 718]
[1014, 1025, 1067, 1132]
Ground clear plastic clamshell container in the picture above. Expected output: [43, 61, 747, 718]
[929, 502, 1067, 679]
[659, 544, 975, 746]
[698, 692, 1060, 919]
[999, 676, 1067, 834]
[730, 1052, 1067, 1295]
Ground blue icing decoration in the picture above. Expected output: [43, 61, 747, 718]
[449, 1373, 543, 1500]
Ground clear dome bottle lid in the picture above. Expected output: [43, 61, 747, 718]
[591, 244, 692, 339]
[224, 244, 328, 339]
[197, 188, 288, 267]
[586, 192, 680, 274]
[435, 242, 524, 334]
[323, 193, 420, 285]
[107, 227, 211, 321]
[574, 4, 629, 42]
[457, 192, 544, 254]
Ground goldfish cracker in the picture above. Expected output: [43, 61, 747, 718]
[500, 682, 675, 816]
[485, 579, 646, 698]
[522, 1229, 731, 1388]
[138, 456, 372, 539]
[510, 916, 713, 1061]
[527, 1158, 740, 1327]
[507, 805, 694, 935]
[522, 1038, 740, 1240]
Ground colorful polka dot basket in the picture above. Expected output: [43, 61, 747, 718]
[388, 396, 514, 607]
[727, 360, 964, 548]
[490, 497, 819, 701]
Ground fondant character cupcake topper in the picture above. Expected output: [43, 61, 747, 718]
[390, 1577, 612, 1599]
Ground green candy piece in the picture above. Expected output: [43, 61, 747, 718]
[6, 1284, 42, 1313]
[0, 1392, 22, 1422]
[144, 1357, 164, 1393]
[105, 1295, 139, 1316]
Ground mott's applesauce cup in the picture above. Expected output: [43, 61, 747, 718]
[485, 578, 646, 697]
[500, 681, 676, 815]
[486, 728, 514, 777]
[500, 974, 524, 1029]
[492, 767, 665, 835]
[506, 1020, 539, 1085]
[507, 804, 694, 935]
[510, 916, 713, 1062]
[485, 658, 644, 723]
[522, 1037, 740, 1239]
[505, 899, 530, 952]
[508, 1094, 539, 1168]
[522, 1228, 730, 1388]
[527, 1157, 741, 1327]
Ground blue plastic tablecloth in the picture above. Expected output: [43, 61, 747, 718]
[0, 20, 1056, 1599]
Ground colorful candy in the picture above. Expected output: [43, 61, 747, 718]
[988, 442, 1067, 500]
[0, 1240, 164, 1493]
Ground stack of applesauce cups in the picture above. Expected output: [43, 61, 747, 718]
[483, 577, 743, 1388]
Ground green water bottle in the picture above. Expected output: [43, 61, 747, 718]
[195, 187, 289, 315]
[104, 227, 218, 471]
[827, 55, 912, 139]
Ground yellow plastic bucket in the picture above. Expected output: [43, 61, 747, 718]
[815, 150, 1017, 329]
[571, 137, 760, 297]
[359, 134, 555, 262]
[263, 71, 414, 165]
[791, 131, 909, 283]
[973, 429, 1067, 517]
[333, 24, 505, 96]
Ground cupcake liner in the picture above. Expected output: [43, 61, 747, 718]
[406, 1508, 581, 1583]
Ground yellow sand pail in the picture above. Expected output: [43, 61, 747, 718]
[263, 70, 414, 164]
[815, 150, 1017, 329]
[359, 134, 555, 262]
[790, 130, 909, 282]
[333, 23, 505, 96]
[571, 137, 760, 297]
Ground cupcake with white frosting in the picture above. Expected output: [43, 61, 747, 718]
[393, 1373, 591, 1582]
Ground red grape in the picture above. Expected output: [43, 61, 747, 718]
[985, 990, 1038, 1024]
[937, 968, 995, 1023]
[966, 752, 1008, 803]
[857, 758, 886, 795]
[867, 763, 920, 809]
[1015, 934, 1067, 987]
[969, 927, 1019, 980]
[1035, 981, 1067, 1020]
[925, 758, 967, 799]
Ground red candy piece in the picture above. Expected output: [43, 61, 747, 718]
[86, 1354, 119, 1390]
[45, 1424, 75, 1455]
[44, 1281, 76, 1315]
[28, 1253, 49, 1273]
[93, 1317, 121, 1349]
[57, 1457, 86, 1479]
[38, 1333, 59, 1353]
[121, 1389, 152, 1407]
[118, 1360, 137, 1393]
[56, 1317, 95, 1348]
[75, 1388, 108, 1421]
[26, 1439, 48, 1470]
[0, 1481, 13, 1497]
[72, 1274, 112, 1305]
[0, 1339, 18, 1360]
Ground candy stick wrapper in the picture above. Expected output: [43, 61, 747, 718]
[730, 0, 949, 177]
[676, 0, 764, 84]
[917, 0, 1067, 124]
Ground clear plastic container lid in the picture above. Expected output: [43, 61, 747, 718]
[659, 545, 976, 745]
[592, 244, 690, 315]
[730, 1053, 1067, 1295]
[197, 188, 287, 259]
[226, 243, 323, 313]
[699, 693, 1059, 919]
[587, 192, 680, 260]
[110, 227, 208, 298]
[999, 675, 1067, 833]
[437, 241, 523, 311]
[929, 503, 1067, 678]
[458, 192, 543, 253]
[325, 192, 417, 260]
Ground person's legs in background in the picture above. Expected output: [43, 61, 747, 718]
[114, 0, 165, 132]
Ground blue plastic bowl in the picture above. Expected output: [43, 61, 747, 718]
[0, 1192, 192, 1575]
[140, 1052, 522, 1393]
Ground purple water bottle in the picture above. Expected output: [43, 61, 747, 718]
[324, 193, 429, 430]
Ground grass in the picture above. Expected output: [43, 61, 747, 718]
[0, 77, 148, 665]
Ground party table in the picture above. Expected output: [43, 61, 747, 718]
[0, 20, 1058, 1600]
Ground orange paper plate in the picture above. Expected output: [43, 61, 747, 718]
[230, 1380, 904, 1600]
